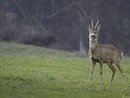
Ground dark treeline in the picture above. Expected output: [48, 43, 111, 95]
[0, 0, 130, 55]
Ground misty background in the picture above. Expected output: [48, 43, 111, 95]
[0, 0, 130, 55]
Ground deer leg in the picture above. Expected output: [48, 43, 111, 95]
[108, 64, 116, 82]
[99, 62, 103, 82]
[89, 61, 96, 81]
[116, 64, 124, 82]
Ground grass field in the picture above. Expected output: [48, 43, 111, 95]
[0, 42, 130, 98]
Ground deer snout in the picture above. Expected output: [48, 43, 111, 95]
[91, 35, 96, 38]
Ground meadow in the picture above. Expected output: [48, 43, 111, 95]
[0, 42, 130, 98]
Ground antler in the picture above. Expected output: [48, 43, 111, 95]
[91, 19, 94, 28]
[95, 19, 99, 28]
[89, 19, 100, 30]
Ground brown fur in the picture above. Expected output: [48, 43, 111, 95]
[88, 20, 124, 82]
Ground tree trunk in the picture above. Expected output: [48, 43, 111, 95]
[77, 10, 87, 56]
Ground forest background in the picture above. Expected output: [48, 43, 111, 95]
[0, 0, 130, 55]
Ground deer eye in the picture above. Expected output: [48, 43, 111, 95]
[94, 31, 97, 34]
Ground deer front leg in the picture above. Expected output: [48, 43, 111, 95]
[99, 62, 103, 82]
[89, 61, 96, 81]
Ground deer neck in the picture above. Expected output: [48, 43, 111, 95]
[89, 40, 98, 50]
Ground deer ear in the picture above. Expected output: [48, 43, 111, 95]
[97, 25, 101, 31]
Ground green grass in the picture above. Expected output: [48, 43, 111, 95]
[0, 42, 130, 98]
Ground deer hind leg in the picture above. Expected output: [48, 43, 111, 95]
[107, 62, 116, 82]
[89, 61, 96, 81]
[115, 63, 124, 82]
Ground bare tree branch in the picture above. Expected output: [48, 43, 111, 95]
[47, 2, 75, 18]
[44, 1, 91, 19]
[91, 0, 104, 6]
[16, 4, 28, 20]
[75, 5, 92, 19]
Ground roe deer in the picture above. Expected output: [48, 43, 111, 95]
[88, 19, 124, 82]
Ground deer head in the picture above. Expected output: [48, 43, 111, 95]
[88, 19, 101, 42]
